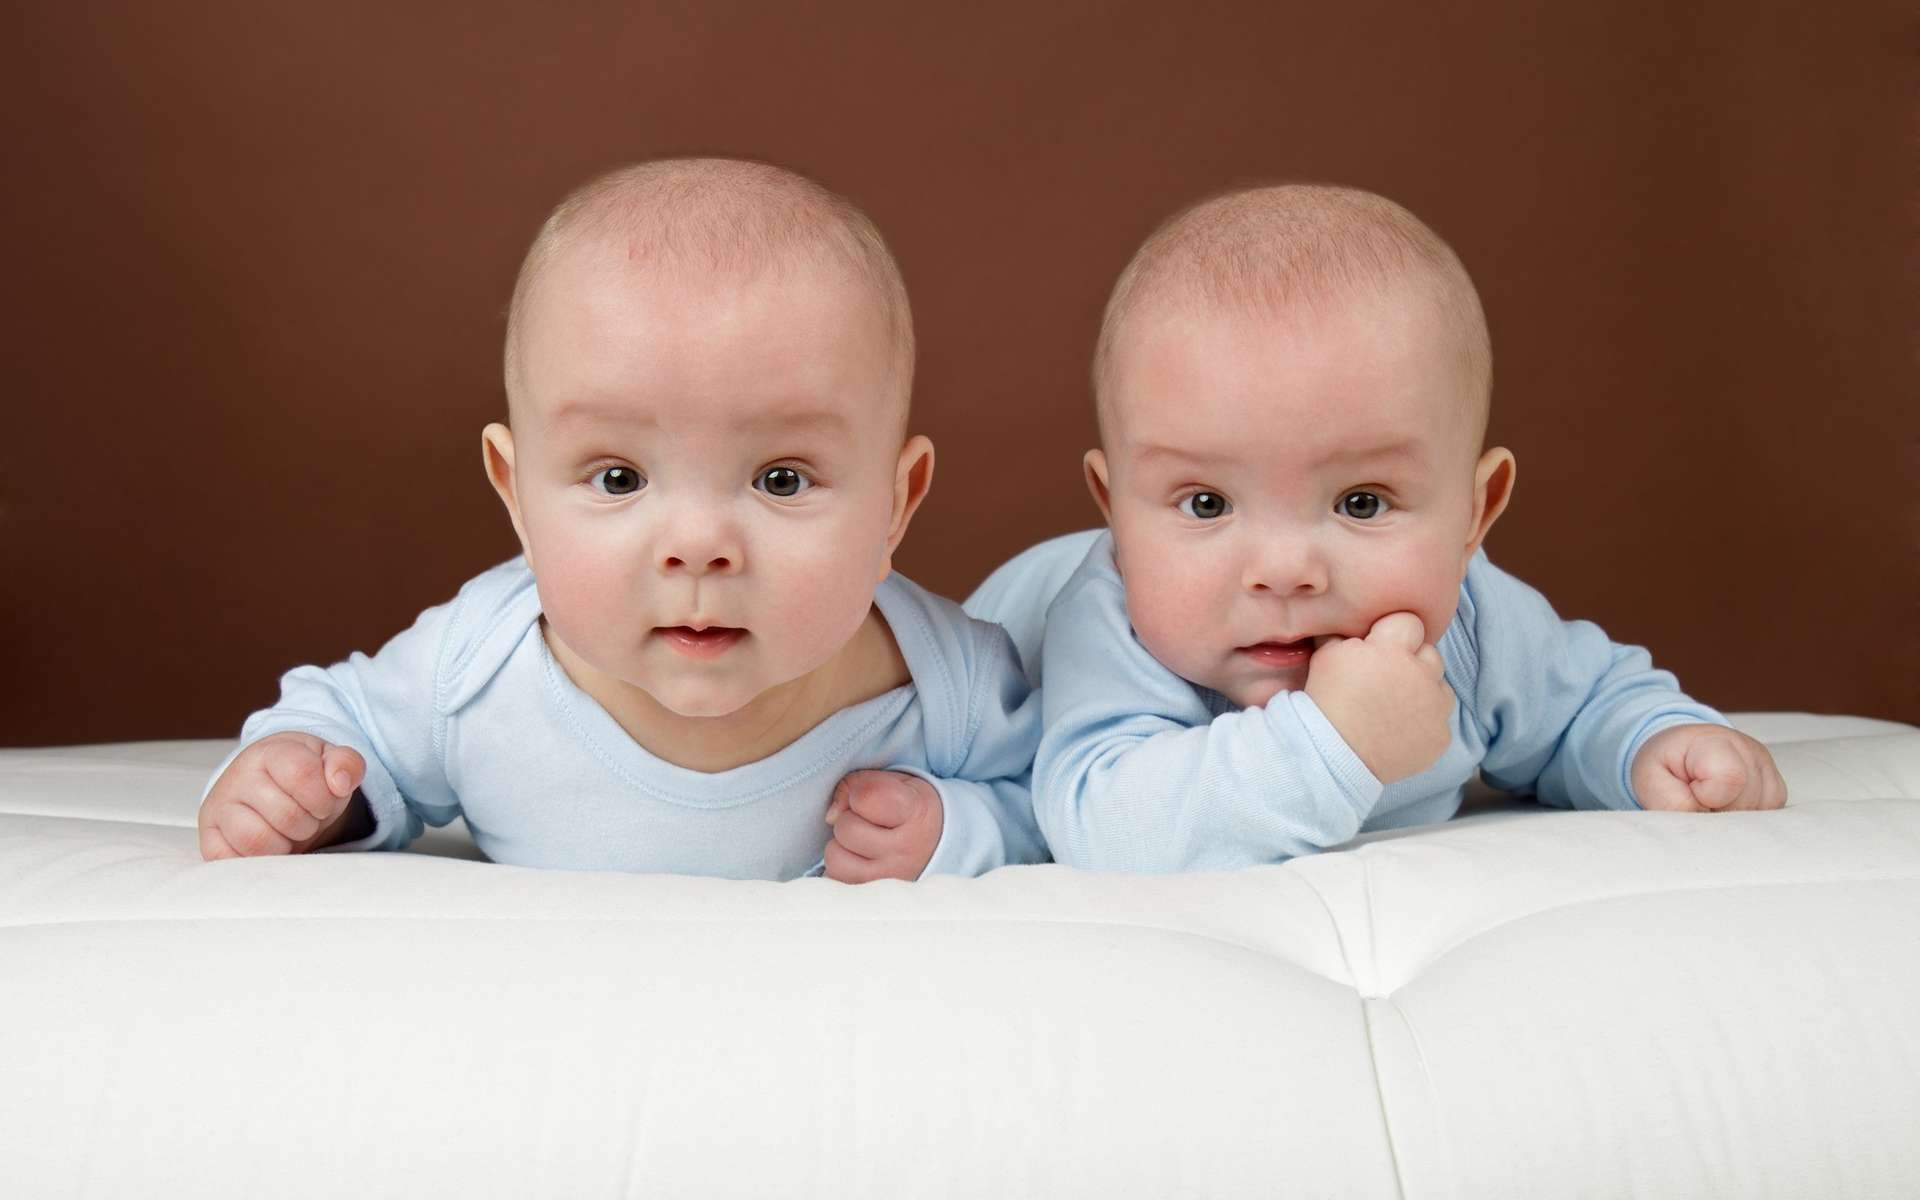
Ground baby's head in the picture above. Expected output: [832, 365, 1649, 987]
[1087, 184, 1516, 708]
[484, 157, 932, 719]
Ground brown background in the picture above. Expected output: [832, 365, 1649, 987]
[4, 1, 1914, 746]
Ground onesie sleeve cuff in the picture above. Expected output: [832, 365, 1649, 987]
[1281, 690, 1385, 818]
[894, 767, 998, 879]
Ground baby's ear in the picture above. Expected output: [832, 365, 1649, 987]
[482, 424, 533, 557]
[1083, 449, 1114, 522]
[882, 435, 936, 570]
[1464, 447, 1516, 563]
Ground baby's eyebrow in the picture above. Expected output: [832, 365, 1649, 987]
[543, 398, 658, 432]
[541, 399, 853, 434]
[1133, 442, 1234, 468]
[737, 406, 853, 432]
[1322, 437, 1424, 463]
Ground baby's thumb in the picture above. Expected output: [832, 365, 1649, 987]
[1365, 611, 1427, 653]
[321, 744, 366, 800]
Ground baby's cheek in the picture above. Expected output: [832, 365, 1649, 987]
[1356, 554, 1464, 648]
[529, 534, 638, 638]
[1125, 569, 1221, 681]
[756, 525, 887, 657]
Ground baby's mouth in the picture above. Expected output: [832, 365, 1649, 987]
[1236, 638, 1315, 669]
[655, 625, 747, 659]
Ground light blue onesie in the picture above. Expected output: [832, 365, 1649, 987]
[997, 530, 1728, 872]
[205, 558, 1046, 880]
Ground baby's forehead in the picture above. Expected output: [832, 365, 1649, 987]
[1105, 297, 1476, 458]
[515, 250, 904, 434]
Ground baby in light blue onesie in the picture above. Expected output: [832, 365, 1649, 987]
[199, 157, 1044, 882]
[1023, 184, 1786, 872]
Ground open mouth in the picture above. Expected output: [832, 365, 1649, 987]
[1236, 638, 1315, 669]
[655, 626, 747, 659]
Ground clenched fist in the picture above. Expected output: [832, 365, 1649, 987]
[823, 769, 944, 883]
[1304, 612, 1454, 785]
[198, 732, 367, 860]
[1631, 724, 1786, 812]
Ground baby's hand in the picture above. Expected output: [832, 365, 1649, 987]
[198, 732, 366, 860]
[1304, 612, 1453, 785]
[1631, 724, 1786, 812]
[823, 770, 943, 883]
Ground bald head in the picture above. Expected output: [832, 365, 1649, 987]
[503, 157, 914, 422]
[1094, 183, 1492, 443]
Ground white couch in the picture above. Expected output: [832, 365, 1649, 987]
[5, 537, 1917, 1197]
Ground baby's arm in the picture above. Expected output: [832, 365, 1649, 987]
[1032, 577, 1442, 872]
[1466, 554, 1783, 811]
[823, 622, 1048, 882]
[197, 596, 462, 859]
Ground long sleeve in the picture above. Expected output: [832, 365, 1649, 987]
[1460, 553, 1728, 811]
[1032, 538, 1381, 872]
[914, 619, 1048, 877]
[200, 594, 468, 853]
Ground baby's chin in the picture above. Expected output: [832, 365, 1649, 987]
[638, 674, 785, 720]
[1214, 670, 1308, 711]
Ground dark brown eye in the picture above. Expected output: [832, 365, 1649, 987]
[1179, 491, 1231, 520]
[756, 467, 809, 498]
[592, 466, 644, 496]
[1337, 491, 1386, 520]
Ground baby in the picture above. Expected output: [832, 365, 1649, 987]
[199, 157, 1045, 882]
[1033, 184, 1785, 871]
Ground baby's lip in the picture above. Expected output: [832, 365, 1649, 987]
[1235, 636, 1316, 653]
[654, 625, 747, 659]
[1234, 638, 1314, 669]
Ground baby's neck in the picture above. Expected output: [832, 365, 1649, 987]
[546, 607, 910, 773]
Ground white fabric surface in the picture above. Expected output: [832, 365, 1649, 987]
[3, 715, 1917, 1198]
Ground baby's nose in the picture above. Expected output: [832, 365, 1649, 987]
[662, 552, 734, 575]
[1245, 544, 1328, 595]
[657, 517, 743, 575]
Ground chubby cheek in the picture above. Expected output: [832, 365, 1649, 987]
[753, 517, 888, 668]
[1345, 541, 1468, 646]
[1113, 528, 1233, 683]
[524, 517, 649, 657]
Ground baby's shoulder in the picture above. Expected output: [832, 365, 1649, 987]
[1455, 550, 1563, 634]
[880, 573, 1025, 690]
[878, 572, 1033, 769]
[429, 557, 544, 716]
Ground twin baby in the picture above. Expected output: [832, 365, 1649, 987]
[198, 158, 1786, 879]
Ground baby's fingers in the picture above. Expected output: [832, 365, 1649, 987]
[1684, 735, 1749, 811]
[1364, 612, 1427, 653]
[828, 810, 895, 860]
[321, 744, 365, 801]
[841, 770, 929, 829]
[214, 800, 295, 858]
[822, 837, 882, 884]
[1415, 644, 1445, 680]
[263, 742, 347, 822]
[1758, 759, 1788, 810]
[1633, 768, 1699, 813]
[199, 824, 240, 862]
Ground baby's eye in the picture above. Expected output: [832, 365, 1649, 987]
[755, 466, 813, 498]
[1178, 491, 1232, 520]
[590, 466, 646, 496]
[1337, 491, 1389, 520]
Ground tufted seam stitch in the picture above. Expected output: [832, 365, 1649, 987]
[1366, 869, 1920, 996]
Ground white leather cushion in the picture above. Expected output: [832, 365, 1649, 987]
[2, 713, 1916, 1198]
